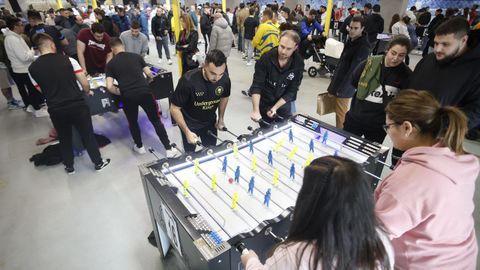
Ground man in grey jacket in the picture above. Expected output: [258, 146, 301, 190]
[208, 13, 233, 58]
[119, 20, 149, 57]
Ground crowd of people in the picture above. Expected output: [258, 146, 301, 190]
[1, 1, 480, 269]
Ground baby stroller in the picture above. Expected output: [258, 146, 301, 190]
[307, 38, 344, 78]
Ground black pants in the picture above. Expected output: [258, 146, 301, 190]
[11, 72, 44, 110]
[122, 93, 171, 149]
[202, 31, 209, 52]
[49, 103, 102, 167]
[343, 113, 386, 144]
[181, 123, 217, 153]
[86, 66, 105, 76]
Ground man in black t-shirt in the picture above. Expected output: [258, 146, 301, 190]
[28, 10, 68, 53]
[105, 38, 180, 158]
[170, 50, 231, 153]
[28, 33, 110, 174]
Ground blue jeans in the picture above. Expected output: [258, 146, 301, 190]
[238, 31, 244, 52]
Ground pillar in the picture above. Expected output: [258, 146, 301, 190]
[379, 0, 409, 31]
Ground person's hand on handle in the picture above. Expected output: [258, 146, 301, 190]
[240, 250, 258, 268]
[250, 111, 262, 122]
[186, 130, 199, 145]
[266, 109, 277, 119]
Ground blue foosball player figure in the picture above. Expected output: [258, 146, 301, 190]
[235, 166, 240, 183]
[290, 163, 295, 180]
[248, 176, 255, 194]
[322, 131, 329, 144]
[249, 140, 254, 153]
[268, 150, 273, 166]
[264, 188, 272, 207]
[289, 129, 293, 143]
[309, 139, 315, 153]
[222, 156, 228, 173]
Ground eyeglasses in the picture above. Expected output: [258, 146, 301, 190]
[382, 123, 397, 132]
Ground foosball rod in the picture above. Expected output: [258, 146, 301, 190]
[149, 147, 229, 231]
[247, 125, 309, 161]
[222, 127, 304, 179]
[192, 141, 267, 225]
[207, 130, 300, 196]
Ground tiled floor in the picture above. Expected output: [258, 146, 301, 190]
[0, 39, 479, 270]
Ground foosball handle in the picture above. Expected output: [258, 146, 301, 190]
[235, 242, 249, 255]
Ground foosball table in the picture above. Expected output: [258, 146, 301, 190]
[140, 114, 389, 270]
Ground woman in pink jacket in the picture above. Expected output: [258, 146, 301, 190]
[376, 90, 479, 269]
[241, 156, 395, 269]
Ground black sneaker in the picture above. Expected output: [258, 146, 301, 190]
[241, 90, 251, 97]
[95, 159, 111, 171]
[65, 166, 75, 175]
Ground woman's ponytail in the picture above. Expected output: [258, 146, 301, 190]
[437, 106, 468, 154]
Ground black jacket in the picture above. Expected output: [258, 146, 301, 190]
[327, 34, 370, 98]
[251, 48, 305, 109]
[365, 13, 384, 43]
[200, 13, 212, 34]
[409, 35, 480, 130]
[151, 14, 170, 37]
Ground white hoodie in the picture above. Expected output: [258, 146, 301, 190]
[4, 29, 35, 73]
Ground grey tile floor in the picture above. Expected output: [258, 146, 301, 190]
[0, 39, 479, 270]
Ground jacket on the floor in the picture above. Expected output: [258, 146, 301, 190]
[252, 20, 279, 60]
[4, 29, 35, 73]
[375, 145, 479, 269]
[209, 17, 233, 57]
[408, 33, 480, 130]
[250, 47, 304, 107]
[327, 33, 370, 98]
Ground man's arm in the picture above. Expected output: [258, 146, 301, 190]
[105, 76, 121, 95]
[170, 103, 198, 144]
[216, 97, 229, 129]
[250, 94, 262, 121]
[143, 66, 154, 82]
[75, 71, 92, 95]
[76, 40, 87, 72]
[106, 52, 113, 64]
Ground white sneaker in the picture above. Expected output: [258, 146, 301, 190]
[133, 144, 146, 154]
[158, 58, 163, 64]
[166, 148, 181, 158]
[246, 61, 253, 66]
[34, 107, 49, 117]
[167, 59, 172, 65]
[26, 105, 34, 113]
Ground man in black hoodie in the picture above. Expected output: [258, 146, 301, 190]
[327, 16, 370, 128]
[365, 4, 384, 48]
[409, 17, 480, 138]
[250, 30, 304, 127]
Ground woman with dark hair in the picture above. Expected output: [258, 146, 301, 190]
[241, 156, 394, 269]
[343, 35, 412, 144]
[388, 13, 400, 33]
[176, 14, 199, 75]
[376, 90, 479, 269]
